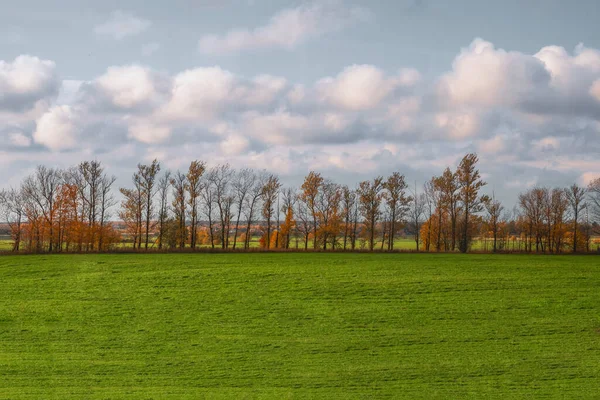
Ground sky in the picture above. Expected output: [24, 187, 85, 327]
[1, 0, 600, 205]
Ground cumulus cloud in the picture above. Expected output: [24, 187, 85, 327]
[0, 55, 59, 111]
[437, 38, 600, 119]
[198, 0, 368, 54]
[8, 132, 32, 147]
[128, 121, 171, 144]
[5, 37, 600, 207]
[220, 134, 251, 156]
[316, 65, 400, 111]
[95, 11, 151, 40]
[92, 65, 169, 111]
[33, 105, 77, 151]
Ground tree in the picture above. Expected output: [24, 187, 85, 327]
[566, 184, 587, 253]
[409, 183, 426, 251]
[243, 172, 267, 249]
[212, 164, 233, 249]
[280, 188, 297, 249]
[439, 168, 460, 250]
[232, 168, 256, 249]
[0, 188, 25, 252]
[137, 159, 161, 250]
[357, 177, 384, 251]
[315, 180, 341, 250]
[98, 173, 117, 251]
[301, 171, 324, 249]
[341, 186, 356, 250]
[456, 153, 487, 253]
[261, 175, 281, 249]
[589, 178, 600, 225]
[484, 192, 504, 252]
[201, 168, 217, 249]
[157, 171, 171, 249]
[422, 181, 436, 252]
[383, 172, 412, 250]
[186, 160, 206, 249]
[22, 166, 61, 252]
[170, 171, 187, 249]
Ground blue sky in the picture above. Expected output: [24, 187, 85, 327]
[1, 0, 600, 204]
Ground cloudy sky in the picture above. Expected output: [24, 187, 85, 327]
[1, 0, 600, 205]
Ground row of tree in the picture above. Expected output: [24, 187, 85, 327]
[1, 153, 600, 254]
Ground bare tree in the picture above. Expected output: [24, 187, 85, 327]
[261, 174, 281, 249]
[484, 192, 504, 252]
[232, 168, 256, 249]
[243, 172, 267, 249]
[566, 184, 587, 253]
[170, 171, 187, 249]
[157, 171, 171, 249]
[383, 172, 412, 250]
[98, 173, 117, 250]
[22, 166, 62, 252]
[341, 186, 356, 250]
[0, 188, 25, 251]
[357, 177, 384, 251]
[301, 171, 323, 249]
[186, 160, 206, 249]
[409, 183, 426, 251]
[137, 159, 161, 249]
[212, 164, 234, 249]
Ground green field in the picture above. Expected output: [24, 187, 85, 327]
[0, 253, 599, 399]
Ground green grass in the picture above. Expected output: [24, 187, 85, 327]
[0, 253, 599, 399]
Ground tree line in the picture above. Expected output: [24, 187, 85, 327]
[1, 153, 600, 254]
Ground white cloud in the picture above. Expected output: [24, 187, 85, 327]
[128, 121, 171, 144]
[33, 105, 77, 151]
[95, 65, 166, 110]
[220, 134, 250, 156]
[8, 132, 32, 147]
[317, 65, 397, 110]
[437, 38, 550, 108]
[0, 55, 59, 111]
[198, 0, 367, 54]
[95, 11, 151, 40]
[435, 111, 480, 140]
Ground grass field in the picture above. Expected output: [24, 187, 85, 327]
[0, 253, 599, 399]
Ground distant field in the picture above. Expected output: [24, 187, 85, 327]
[0, 253, 599, 398]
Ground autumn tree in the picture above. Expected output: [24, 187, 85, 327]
[357, 177, 384, 251]
[279, 188, 297, 249]
[186, 160, 206, 249]
[456, 153, 487, 253]
[300, 171, 324, 249]
[383, 172, 412, 250]
[138, 159, 161, 249]
[260, 174, 281, 249]
[439, 168, 461, 251]
[315, 180, 342, 250]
